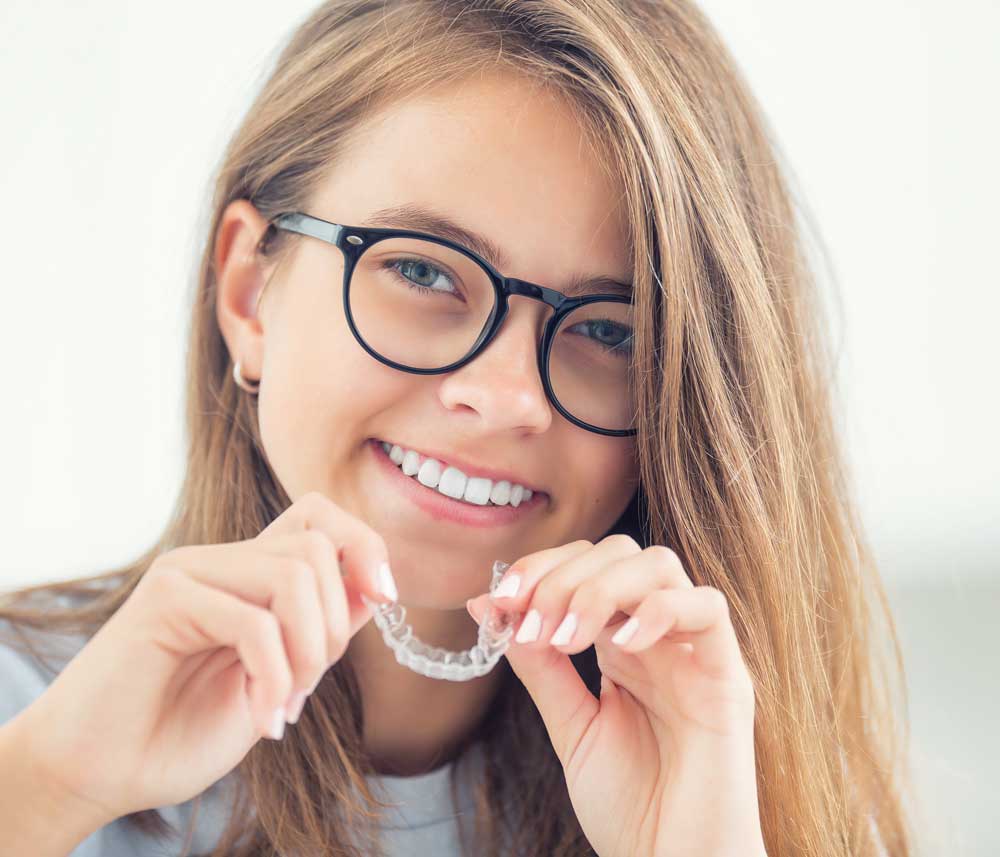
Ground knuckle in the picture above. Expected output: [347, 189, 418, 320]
[301, 529, 334, 565]
[645, 543, 680, 568]
[280, 557, 315, 588]
[302, 490, 333, 511]
[298, 491, 341, 533]
[143, 561, 182, 596]
[603, 533, 639, 552]
[252, 608, 282, 641]
[303, 492, 388, 562]
[649, 587, 674, 611]
[530, 579, 566, 615]
[645, 545, 687, 582]
[575, 576, 614, 610]
[151, 546, 188, 571]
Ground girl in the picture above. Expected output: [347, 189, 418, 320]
[0, 1, 914, 855]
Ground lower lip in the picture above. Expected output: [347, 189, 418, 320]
[368, 438, 546, 527]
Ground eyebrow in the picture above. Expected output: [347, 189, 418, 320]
[360, 203, 633, 298]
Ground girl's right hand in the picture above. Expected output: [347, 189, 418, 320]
[7, 491, 396, 827]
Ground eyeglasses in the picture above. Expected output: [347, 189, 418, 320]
[265, 211, 638, 437]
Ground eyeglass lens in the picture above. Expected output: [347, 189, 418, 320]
[347, 235, 637, 432]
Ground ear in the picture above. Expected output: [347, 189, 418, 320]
[214, 199, 274, 382]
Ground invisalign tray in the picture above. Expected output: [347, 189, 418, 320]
[359, 560, 519, 680]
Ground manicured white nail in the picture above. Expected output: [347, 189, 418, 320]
[493, 573, 521, 599]
[377, 561, 398, 601]
[612, 616, 640, 646]
[515, 608, 542, 643]
[549, 613, 578, 646]
[269, 707, 286, 740]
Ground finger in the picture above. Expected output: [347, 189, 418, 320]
[157, 543, 327, 712]
[488, 540, 594, 605]
[465, 590, 599, 772]
[612, 586, 744, 679]
[502, 535, 643, 652]
[143, 566, 293, 740]
[256, 490, 397, 606]
[486, 539, 597, 633]
[546, 545, 693, 655]
[255, 530, 356, 694]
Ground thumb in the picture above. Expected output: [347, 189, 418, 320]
[465, 594, 600, 768]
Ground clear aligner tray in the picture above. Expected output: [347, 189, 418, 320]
[359, 560, 519, 681]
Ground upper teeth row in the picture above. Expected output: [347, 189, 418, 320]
[380, 441, 534, 507]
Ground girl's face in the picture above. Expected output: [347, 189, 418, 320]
[218, 70, 640, 607]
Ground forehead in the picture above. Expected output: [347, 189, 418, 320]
[309, 72, 634, 288]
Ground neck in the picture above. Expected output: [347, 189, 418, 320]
[346, 602, 505, 777]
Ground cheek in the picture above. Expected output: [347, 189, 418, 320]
[563, 440, 639, 528]
[255, 304, 414, 496]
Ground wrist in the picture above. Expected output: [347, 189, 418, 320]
[0, 711, 117, 856]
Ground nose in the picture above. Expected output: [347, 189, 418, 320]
[436, 298, 554, 434]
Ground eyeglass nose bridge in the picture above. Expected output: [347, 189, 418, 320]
[502, 277, 573, 311]
[475, 275, 574, 357]
[470, 274, 625, 435]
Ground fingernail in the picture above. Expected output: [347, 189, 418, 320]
[285, 690, 308, 724]
[549, 613, 578, 646]
[377, 561, 398, 601]
[612, 616, 640, 646]
[269, 707, 286, 740]
[492, 573, 521, 599]
[515, 608, 542, 643]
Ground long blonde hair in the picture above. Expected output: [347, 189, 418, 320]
[0, 1, 916, 854]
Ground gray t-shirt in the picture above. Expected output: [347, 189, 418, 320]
[0, 610, 483, 856]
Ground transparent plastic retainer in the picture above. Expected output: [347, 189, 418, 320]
[359, 560, 520, 681]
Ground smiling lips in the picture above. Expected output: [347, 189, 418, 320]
[377, 440, 537, 508]
[370, 439, 544, 528]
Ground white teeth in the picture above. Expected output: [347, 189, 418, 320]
[464, 476, 492, 506]
[437, 466, 467, 500]
[416, 458, 443, 489]
[401, 449, 421, 477]
[379, 440, 537, 508]
[489, 480, 511, 505]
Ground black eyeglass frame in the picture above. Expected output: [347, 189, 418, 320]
[265, 210, 638, 437]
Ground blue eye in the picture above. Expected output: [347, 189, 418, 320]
[567, 318, 634, 357]
[386, 258, 460, 297]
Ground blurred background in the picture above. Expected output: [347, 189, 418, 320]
[0, 1, 995, 853]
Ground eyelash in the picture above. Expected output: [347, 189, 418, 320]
[386, 257, 461, 298]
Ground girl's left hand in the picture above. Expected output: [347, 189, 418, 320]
[466, 536, 768, 857]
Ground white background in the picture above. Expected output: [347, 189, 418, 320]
[0, 2, 996, 854]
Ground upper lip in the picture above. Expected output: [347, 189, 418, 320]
[376, 438, 546, 495]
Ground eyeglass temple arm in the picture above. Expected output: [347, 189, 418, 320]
[271, 213, 344, 246]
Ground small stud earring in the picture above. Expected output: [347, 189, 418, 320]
[233, 359, 260, 394]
